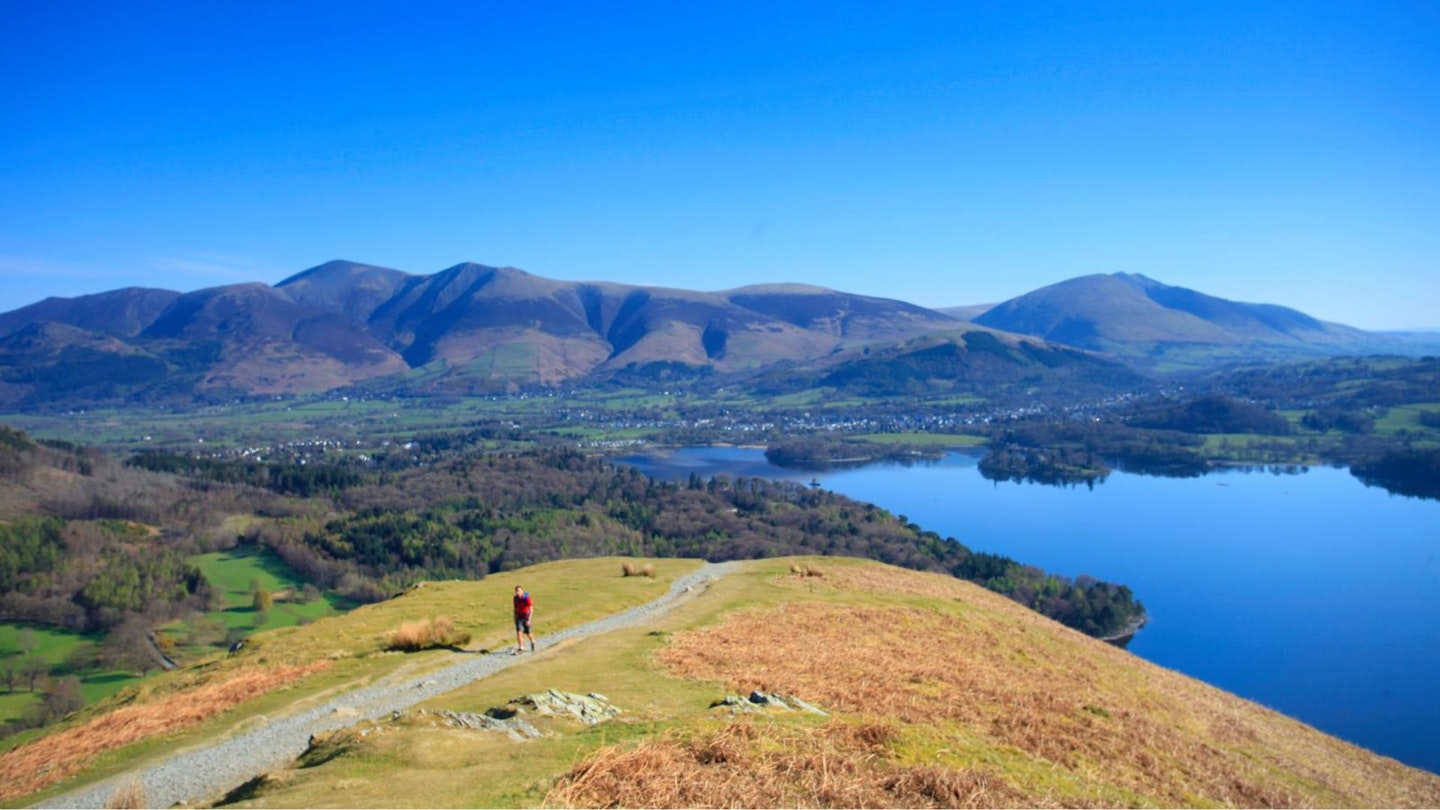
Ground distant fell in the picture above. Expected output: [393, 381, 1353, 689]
[0, 287, 180, 339]
[974, 272, 1383, 368]
[0, 262, 1413, 407]
[938, 303, 996, 321]
[275, 260, 415, 326]
[753, 328, 1143, 399]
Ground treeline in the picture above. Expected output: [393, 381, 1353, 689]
[1204, 356, 1440, 411]
[764, 438, 938, 469]
[1351, 447, 1440, 500]
[237, 448, 1145, 637]
[126, 451, 364, 497]
[981, 420, 1209, 481]
[1300, 408, 1375, 434]
[956, 552, 1143, 638]
[0, 516, 212, 631]
[774, 331, 1139, 399]
[2, 424, 1146, 641]
[1126, 395, 1292, 435]
[979, 445, 1108, 487]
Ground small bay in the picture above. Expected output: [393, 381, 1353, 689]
[619, 446, 1440, 774]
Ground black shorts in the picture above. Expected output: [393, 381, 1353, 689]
[515, 615, 532, 633]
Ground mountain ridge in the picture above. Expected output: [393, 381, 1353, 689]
[0, 263, 1409, 408]
[0, 260, 962, 405]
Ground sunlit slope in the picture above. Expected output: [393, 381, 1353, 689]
[211, 558, 1438, 809]
[0, 558, 701, 806]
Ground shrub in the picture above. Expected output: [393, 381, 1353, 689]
[641, 563, 655, 579]
[104, 778, 146, 809]
[621, 561, 637, 577]
[384, 616, 471, 652]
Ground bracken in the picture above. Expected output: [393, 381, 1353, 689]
[0, 662, 329, 803]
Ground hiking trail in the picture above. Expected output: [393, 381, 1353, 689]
[37, 562, 738, 809]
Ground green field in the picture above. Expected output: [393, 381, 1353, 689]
[14, 557, 705, 806]
[189, 547, 345, 635]
[0, 625, 143, 733]
[850, 432, 987, 447]
[1375, 403, 1440, 435]
[3, 548, 346, 742]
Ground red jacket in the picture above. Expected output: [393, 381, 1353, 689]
[513, 592, 533, 617]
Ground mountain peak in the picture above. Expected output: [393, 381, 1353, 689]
[974, 273, 1375, 367]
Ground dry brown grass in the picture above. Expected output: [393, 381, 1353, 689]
[383, 615, 471, 652]
[620, 561, 655, 578]
[103, 777, 147, 809]
[546, 719, 1032, 808]
[652, 570, 1440, 808]
[0, 662, 329, 803]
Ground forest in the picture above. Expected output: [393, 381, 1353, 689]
[0, 424, 1146, 737]
[1351, 447, 1440, 500]
[763, 437, 940, 469]
[976, 419, 1210, 484]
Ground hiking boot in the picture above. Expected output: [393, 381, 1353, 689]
[530, 640, 536, 652]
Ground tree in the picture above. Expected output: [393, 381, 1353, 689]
[252, 587, 273, 612]
[223, 626, 247, 648]
[97, 618, 155, 675]
[41, 675, 85, 722]
[20, 657, 48, 691]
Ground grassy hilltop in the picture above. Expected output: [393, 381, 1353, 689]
[4, 557, 1437, 808]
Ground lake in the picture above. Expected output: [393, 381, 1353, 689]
[619, 446, 1440, 775]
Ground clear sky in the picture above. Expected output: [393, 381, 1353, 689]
[2, 2, 1436, 329]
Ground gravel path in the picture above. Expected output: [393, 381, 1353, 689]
[39, 562, 739, 809]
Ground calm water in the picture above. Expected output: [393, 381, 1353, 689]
[619, 446, 1440, 774]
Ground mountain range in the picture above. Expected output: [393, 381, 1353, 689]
[0, 261, 1406, 408]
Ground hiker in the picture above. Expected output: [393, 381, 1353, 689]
[513, 585, 536, 653]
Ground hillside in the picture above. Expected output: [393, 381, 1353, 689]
[974, 273, 1385, 368]
[0, 263, 1417, 407]
[752, 329, 1144, 399]
[8, 558, 1437, 808]
[0, 288, 181, 340]
[274, 260, 416, 327]
[0, 261, 959, 406]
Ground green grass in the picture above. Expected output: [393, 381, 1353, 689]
[0, 625, 144, 733]
[459, 343, 541, 382]
[10, 557, 705, 807]
[0, 625, 92, 668]
[216, 557, 834, 808]
[13, 557, 1439, 809]
[545, 426, 655, 441]
[188, 547, 344, 634]
[850, 432, 987, 447]
[1375, 403, 1440, 435]
[762, 390, 832, 408]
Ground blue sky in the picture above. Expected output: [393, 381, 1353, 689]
[2, 2, 1436, 328]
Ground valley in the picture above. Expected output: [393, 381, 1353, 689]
[1, 265, 1438, 805]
